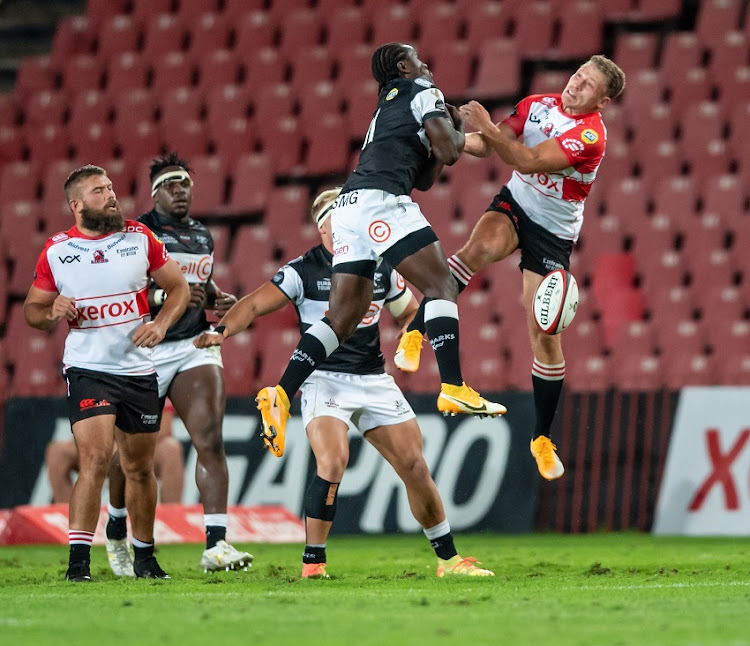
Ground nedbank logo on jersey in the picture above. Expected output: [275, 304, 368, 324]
[386, 88, 398, 101]
[581, 128, 599, 144]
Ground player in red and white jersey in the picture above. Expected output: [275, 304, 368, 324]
[395, 55, 625, 481]
[24, 165, 189, 581]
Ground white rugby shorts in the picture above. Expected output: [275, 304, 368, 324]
[330, 189, 431, 267]
[152, 332, 223, 397]
[300, 370, 415, 433]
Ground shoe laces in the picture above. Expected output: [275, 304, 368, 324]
[538, 438, 559, 463]
[402, 331, 423, 352]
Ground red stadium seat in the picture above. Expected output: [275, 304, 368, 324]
[665, 67, 713, 112]
[277, 9, 322, 59]
[696, 0, 744, 47]
[110, 87, 157, 129]
[252, 83, 296, 129]
[415, 183, 459, 228]
[659, 32, 703, 79]
[50, 16, 94, 68]
[370, 5, 416, 46]
[114, 119, 161, 162]
[513, 1, 554, 58]
[233, 11, 276, 58]
[415, 3, 462, 59]
[24, 89, 68, 127]
[0, 162, 42, 204]
[343, 78, 379, 139]
[656, 319, 708, 358]
[662, 352, 716, 388]
[14, 55, 55, 100]
[25, 124, 71, 164]
[161, 118, 209, 158]
[240, 46, 286, 89]
[613, 32, 658, 71]
[221, 330, 257, 396]
[142, 14, 187, 59]
[71, 121, 117, 161]
[207, 223, 230, 263]
[159, 86, 204, 125]
[151, 51, 196, 94]
[529, 70, 569, 96]
[635, 140, 683, 183]
[697, 285, 746, 329]
[297, 80, 343, 128]
[188, 155, 227, 215]
[40, 159, 81, 231]
[221, 0, 265, 23]
[552, 0, 603, 60]
[96, 14, 140, 62]
[718, 65, 750, 107]
[621, 70, 665, 119]
[428, 39, 472, 99]
[630, 0, 681, 20]
[334, 43, 371, 89]
[263, 186, 310, 242]
[99, 157, 133, 197]
[209, 115, 255, 162]
[324, 6, 368, 51]
[225, 153, 273, 215]
[131, 0, 173, 24]
[205, 83, 251, 128]
[470, 38, 520, 100]
[68, 90, 112, 133]
[707, 31, 748, 76]
[259, 115, 303, 176]
[302, 112, 349, 176]
[0, 126, 24, 164]
[61, 54, 105, 94]
[188, 12, 231, 58]
[612, 353, 663, 391]
[196, 49, 241, 90]
[106, 52, 150, 92]
[464, 1, 511, 46]
[289, 46, 335, 91]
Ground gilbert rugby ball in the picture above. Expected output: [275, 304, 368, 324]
[533, 270, 578, 335]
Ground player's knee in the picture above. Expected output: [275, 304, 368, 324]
[191, 427, 225, 459]
[398, 453, 431, 482]
[304, 475, 340, 521]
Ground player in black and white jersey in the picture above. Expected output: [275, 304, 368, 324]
[195, 187, 494, 578]
[256, 43, 506, 459]
[103, 153, 252, 575]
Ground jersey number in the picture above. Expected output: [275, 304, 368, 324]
[362, 108, 381, 150]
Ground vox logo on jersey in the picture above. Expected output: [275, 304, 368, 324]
[58, 255, 81, 264]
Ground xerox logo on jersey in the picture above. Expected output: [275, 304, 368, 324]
[170, 252, 213, 283]
[73, 292, 147, 329]
[91, 250, 108, 264]
[581, 129, 599, 144]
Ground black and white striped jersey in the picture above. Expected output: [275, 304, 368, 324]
[139, 209, 215, 342]
[343, 77, 448, 197]
[271, 244, 407, 375]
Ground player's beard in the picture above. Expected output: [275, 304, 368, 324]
[80, 202, 125, 234]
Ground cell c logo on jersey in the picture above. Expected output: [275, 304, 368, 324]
[361, 303, 381, 325]
[581, 129, 599, 144]
[386, 88, 398, 101]
[369, 221, 391, 243]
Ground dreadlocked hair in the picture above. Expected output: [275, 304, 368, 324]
[149, 152, 193, 183]
[371, 43, 413, 93]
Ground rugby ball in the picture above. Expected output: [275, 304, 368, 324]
[533, 270, 578, 335]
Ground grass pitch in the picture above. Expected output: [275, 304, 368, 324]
[1, 533, 748, 646]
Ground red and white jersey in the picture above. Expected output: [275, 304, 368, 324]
[503, 93, 607, 241]
[32, 221, 169, 375]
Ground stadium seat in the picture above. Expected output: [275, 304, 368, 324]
[665, 67, 713, 112]
[0, 162, 41, 204]
[263, 186, 310, 241]
[343, 78, 379, 139]
[252, 83, 296, 129]
[707, 31, 748, 76]
[67, 89, 112, 133]
[159, 86, 204, 124]
[98, 157, 133, 196]
[415, 183, 459, 230]
[142, 14, 187, 59]
[697, 285, 746, 329]
[302, 112, 349, 176]
[513, 1, 554, 58]
[207, 223, 230, 263]
[50, 15, 95, 68]
[221, 330, 257, 396]
[221, 0, 266, 23]
[151, 51, 196, 94]
[209, 115, 255, 162]
[106, 52, 150, 91]
[552, 0, 603, 60]
[96, 14, 140, 62]
[529, 70, 569, 96]
[225, 153, 273, 215]
[334, 42, 372, 89]
[24, 89, 68, 127]
[233, 11, 276, 58]
[258, 115, 303, 175]
[61, 54, 105, 94]
[161, 118, 209, 159]
[188, 12, 231, 58]
[196, 49, 241, 89]
[428, 39, 472, 99]
[14, 56, 55, 101]
[656, 319, 708, 359]
[680, 211, 730, 257]
[629, 0, 681, 20]
[659, 33, 703, 80]
[324, 6, 368, 51]
[277, 9, 323, 59]
[25, 124, 71, 164]
[71, 121, 117, 161]
[651, 175, 698, 220]
[255, 327, 305, 389]
[621, 70, 665, 118]
[0, 93, 19, 128]
[470, 38, 520, 100]
[662, 352, 716, 388]
[114, 118, 161, 163]
[187, 155, 226, 215]
[205, 83, 251, 128]
[613, 32, 658, 71]
[614, 353, 663, 391]
[131, 0, 173, 24]
[240, 46, 286, 89]
[289, 46, 335, 91]
[39, 159, 81, 231]
[464, 1, 510, 45]
[415, 3, 461, 58]
[370, 5, 416, 46]
[110, 87, 157, 130]
[297, 80, 343, 128]
[719, 65, 750, 108]
[635, 140, 683, 183]
[695, 0, 744, 48]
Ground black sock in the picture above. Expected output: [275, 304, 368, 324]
[424, 300, 463, 385]
[69, 543, 91, 564]
[133, 543, 154, 562]
[206, 525, 226, 550]
[106, 515, 127, 541]
[278, 319, 339, 397]
[303, 545, 327, 564]
[531, 359, 565, 438]
[430, 532, 458, 561]
[406, 270, 468, 336]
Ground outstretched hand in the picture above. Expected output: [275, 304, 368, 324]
[459, 100, 493, 132]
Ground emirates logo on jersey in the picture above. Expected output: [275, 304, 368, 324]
[91, 250, 108, 264]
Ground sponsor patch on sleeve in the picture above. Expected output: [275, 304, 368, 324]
[581, 128, 599, 144]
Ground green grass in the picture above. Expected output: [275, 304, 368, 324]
[1, 534, 749, 646]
